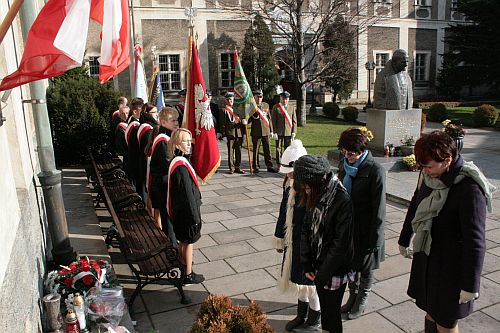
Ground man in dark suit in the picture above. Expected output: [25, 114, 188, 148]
[271, 91, 297, 165]
[220, 92, 246, 174]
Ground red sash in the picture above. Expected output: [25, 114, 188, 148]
[224, 106, 240, 121]
[177, 103, 185, 111]
[277, 103, 293, 129]
[147, 133, 170, 192]
[167, 156, 199, 220]
[137, 123, 153, 142]
[112, 110, 120, 117]
[117, 122, 127, 130]
[254, 107, 270, 128]
[125, 121, 140, 145]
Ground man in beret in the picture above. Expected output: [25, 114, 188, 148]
[175, 89, 186, 125]
[272, 91, 297, 165]
[248, 89, 277, 173]
[220, 92, 246, 174]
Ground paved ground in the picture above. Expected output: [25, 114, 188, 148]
[62, 121, 500, 333]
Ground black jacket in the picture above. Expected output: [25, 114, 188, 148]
[338, 151, 386, 271]
[149, 127, 172, 208]
[300, 177, 354, 286]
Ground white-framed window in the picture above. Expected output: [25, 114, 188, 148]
[415, 0, 427, 6]
[87, 56, 100, 78]
[373, 51, 392, 78]
[413, 51, 431, 83]
[158, 54, 181, 92]
[218, 51, 235, 89]
[451, 0, 459, 10]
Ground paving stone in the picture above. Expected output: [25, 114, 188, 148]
[245, 286, 296, 313]
[372, 273, 412, 305]
[245, 183, 282, 192]
[220, 213, 276, 230]
[224, 179, 264, 188]
[226, 249, 282, 273]
[202, 210, 236, 223]
[484, 270, 500, 284]
[201, 221, 227, 234]
[216, 197, 270, 210]
[265, 264, 282, 281]
[386, 221, 404, 234]
[485, 218, 500, 231]
[264, 195, 283, 203]
[265, 306, 296, 333]
[343, 312, 406, 333]
[247, 235, 276, 251]
[374, 255, 412, 281]
[200, 241, 256, 261]
[487, 246, 500, 257]
[252, 223, 278, 236]
[203, 269, 276, 296]
[481, 303, 500, 324]
[210, 227, 261, 244]
[214, 186, 250, 196]
[141, 283, 208, 315]
[486, 228, 500, 244]
[203, 193, 249, 205]
[200, 183, 226, 191]
[459, 310, 500, 333]
[473, 277, 500, 311]
[385, 237, 402, 257]
[200, 204, 219, 214]
[195, 234, 217, 248]
[130, 310, 153, 332]
[199, 190, 218, 198]
[245, 190, 276, 198]
[193, 249, 208, 264]
[361, 290, 393, 314]
[385, 211, 407, 224]
[193, 259, 236, 280]
[384, 228, 400, 240]
[270, 187, 284, 195]
[151, 303, 202, 332]
[379, 300, 425, 333]
[482, 252, 500, 273]
[229, 202, 280, 218]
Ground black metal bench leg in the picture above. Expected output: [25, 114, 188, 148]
[105, 225, 117, 247]
[128, 274, 143, 310]
[175, 280, 191, 304]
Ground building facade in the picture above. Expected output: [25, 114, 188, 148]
[85, 0, 465, 103]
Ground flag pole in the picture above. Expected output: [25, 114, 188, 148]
[245, 124, 253, 174]
[183, 35, 193, 130]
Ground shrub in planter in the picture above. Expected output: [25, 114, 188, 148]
[426, 103, 448, 122]
[342, 106, 359, 122]
[191, 294, 275, 333]
[473, 104, 498, 127]
[322, 102, 340, 119]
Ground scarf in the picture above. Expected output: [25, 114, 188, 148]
[342, 150, 369, 194]
[412, 160, 496, 256]
[311, 175, 342, 260]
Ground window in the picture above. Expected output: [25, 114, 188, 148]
[88, 56, 100, 78]
[374, 52, 391, 76]
[414, 51, 431, 83]
[451, 0, 459, 9]
[219, 52, 235, 88]
[158, 54, 181, 92]
[415, 0, 428, 6]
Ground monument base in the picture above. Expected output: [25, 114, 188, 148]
[366, 108, 422, 152]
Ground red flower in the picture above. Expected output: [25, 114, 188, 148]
[58, 268, 71, 275]
[82, 275, 95, 286]
[64, 277, 73, 287]
[81, 261, 90, 272]
[68, 263, 78, 272]
[92, 262, 102, 278]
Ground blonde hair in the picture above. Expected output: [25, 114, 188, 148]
[159, 107, 179, 122]
[167, 128, 192, 159]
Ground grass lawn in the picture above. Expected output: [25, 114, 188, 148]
[288, 116, 354, 156]
[427, 106, 499, 127]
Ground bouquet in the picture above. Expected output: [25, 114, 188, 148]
[442, 119, 465, 139]
[402, 154, 418, 171]
[358, 127, 374, 141]
[45, 257, 111, 300]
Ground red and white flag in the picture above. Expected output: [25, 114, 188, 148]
[0, 0, 130, 91]
[183, 39, 221, 183]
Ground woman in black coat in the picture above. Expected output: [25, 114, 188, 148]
[337, 128, 386, 319]
[398, 131, 493, 333]
[295, 155, 354, 333]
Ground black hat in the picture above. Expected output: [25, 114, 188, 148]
[280, 91, 290, 98]
[253, 89, 263, 96]
[293, 155, 331, 185]
[225, 92, 234, 98]
[206, 90, 213, 97]
[179, 89, 187, 96]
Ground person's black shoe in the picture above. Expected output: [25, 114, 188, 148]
[234, 169, 245, 174]
[183, 272, 205, 285]
[267, 167, 278, 173]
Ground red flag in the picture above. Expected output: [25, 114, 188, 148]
[184, 39, 221, 182]
[0, 0, 129, 91]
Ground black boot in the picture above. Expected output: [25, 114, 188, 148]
[286, 300, 308, 331]
[293, 309, 321, 332]
[425, 317, 437, 333]
[347, 288, 370, 320]
[341, 282, 358, 313]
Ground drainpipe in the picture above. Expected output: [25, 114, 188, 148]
[19, 0, 75, 265]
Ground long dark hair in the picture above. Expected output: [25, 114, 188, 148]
[297, 177, 329, 210]
[144, 125, 160, 157]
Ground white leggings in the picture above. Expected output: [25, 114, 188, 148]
[297, 285, 320, 311]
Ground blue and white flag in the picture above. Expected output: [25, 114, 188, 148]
[150, 73, 165, 110]
[134, 48, 148, 102]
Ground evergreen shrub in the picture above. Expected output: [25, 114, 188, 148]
[322, 102, 340, 119]
[473, 104, 498, 127]
[342, 106, 359, 122]
[427, 103, 448, 122]
[47, 66, 122, 165]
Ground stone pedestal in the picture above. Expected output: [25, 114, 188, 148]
[367, 108, 422, 152]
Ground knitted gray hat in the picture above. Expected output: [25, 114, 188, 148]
[293, 155, 331, 184]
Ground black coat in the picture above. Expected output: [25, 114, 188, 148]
[149, 127, 172, 209]
[398, 156, 486, 322]
[169, 164, 202, 244]
[138, 124, 154, 195]
[300, 176, 354, 287]
[338, 151, 386, 271]
[127, 123, 141, 181]
[220, 106, 245, 139]
[274, 184, 313, 286]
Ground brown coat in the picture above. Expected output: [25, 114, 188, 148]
[249, 102, 272, 137]
[271, 103, 297, 137]
[220, 105, 245, 139]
